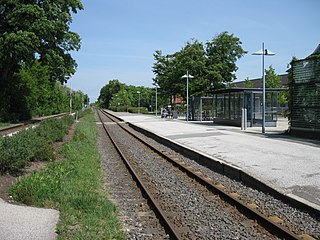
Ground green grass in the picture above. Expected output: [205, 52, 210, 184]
[0, 122, 10, 127]
[10, 113, 125, 239]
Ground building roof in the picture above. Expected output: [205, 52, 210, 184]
[234, 74, 288, 88]
[309, 44, 320, 57]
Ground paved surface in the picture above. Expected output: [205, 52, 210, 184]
[113, 112, 320, 211]
[0, 199, 59, 240]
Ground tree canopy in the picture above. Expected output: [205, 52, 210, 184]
[265, 65, 281, 88]
[0, 0, 84, 121]
[152, 32, 246, 103]
[98, 80, 161, 113]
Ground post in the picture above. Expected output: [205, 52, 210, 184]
[181, 72, 194, 122]
[155, 86, 158, 117]
[241, 108, 247, 130]
[252, 43, 275, 133]
[262, 42, 266, 133]
[186, 71, 189, 122]
[138, 92, 140, 114]
[69, 79, 72, 114]
[244, 108, 247, 130]
[200, 97, 202, 121]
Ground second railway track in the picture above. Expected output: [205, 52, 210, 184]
[97, 109, 319, 239]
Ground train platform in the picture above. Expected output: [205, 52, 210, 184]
[111, 111, 320, 212]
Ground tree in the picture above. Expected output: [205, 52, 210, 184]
[98, 80, 124, 108]
[152, 32, 246, 105]
[205, 32, 247, 87]
[173, 40, 207, 98]
[244, 77, 253, 88]
[265, 65, 281, 88]
[0, 0, 83, 121]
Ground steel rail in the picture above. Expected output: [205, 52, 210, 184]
[97, 110, 183, 240]
[0, 113, 70, 136]
[100, 109, 302, 240]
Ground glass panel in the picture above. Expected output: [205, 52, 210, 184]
[224, 93, 229, 119]
[216, 94, 224, 118]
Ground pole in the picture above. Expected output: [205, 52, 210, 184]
[186, 71, 189, 122]
[262, 42, 265, 133]
[155, 86, 158, 117]
[200, 97, 202, 121]
[138, 92, 140, 114]
[69, 79, 72, 114]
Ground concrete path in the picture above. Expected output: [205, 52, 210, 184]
[114, 112, 320, 211]
[0, 199, 59, 240]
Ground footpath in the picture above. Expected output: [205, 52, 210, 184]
[0, 198, 59, 240]
[113, 112, 320, 212]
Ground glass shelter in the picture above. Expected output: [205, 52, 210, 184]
[191, 88, 285, 127]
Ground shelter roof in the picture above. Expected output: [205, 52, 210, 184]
[309, 44, 320, 57]
[209, 87, 287, 94]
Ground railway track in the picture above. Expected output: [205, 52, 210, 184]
[0, 113, 70, 137]
[97, 109, 317, 239]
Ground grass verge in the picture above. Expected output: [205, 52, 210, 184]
[0, 122, 10, 127]
[9, 112, 124, 239]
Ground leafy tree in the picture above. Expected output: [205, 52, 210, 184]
[153, 40, 208, 107]
[152, 32, 246, 105]
[17, 60, 86, 116]
[205, 31, 247, 87]
[98, 79, 124, 108]
[265, 65, 281, 88]
[174, 40, 207, 97]
[244, 77, 254, 88]
[152, 50, 176, 102]
[264, 65, 288, 116]
[0, 0, 83, 121]
[98, 80, 157, 113]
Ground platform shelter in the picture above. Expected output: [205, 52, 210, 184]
[191, 88, 285, 127]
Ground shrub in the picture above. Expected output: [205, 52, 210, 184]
[0, 116, 74, 174]
[127, 107, 149, 114]
[35, 116, 74, 143]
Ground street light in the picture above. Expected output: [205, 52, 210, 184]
[154, 84, 159, 117]
[181, 71, 194, 122]
[252, 42, 275, 133]
[137, 91, 141, 114]
[65, 75, 72, 114]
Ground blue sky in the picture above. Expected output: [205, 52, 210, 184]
[70, 0, 320, 102]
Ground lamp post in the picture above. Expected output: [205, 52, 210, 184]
[154, 84, 159, 117]
[137, 91, 141, 114]
[181, 71, 194, 122]
[252, 43, 275, 133]
[69, 79, 72, 114]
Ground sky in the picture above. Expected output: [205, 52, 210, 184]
[70, 0, 320, 102]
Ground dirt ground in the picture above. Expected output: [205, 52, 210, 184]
[0, 122, 78, 202]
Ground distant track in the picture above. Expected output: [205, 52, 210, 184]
[0, 113, 70, 137]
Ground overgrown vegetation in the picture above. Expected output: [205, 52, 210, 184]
[0, 1, 89, 122]
[98, 79, 158, 112]
[9, 112, 124, 239]
[0, 116, 74, 173]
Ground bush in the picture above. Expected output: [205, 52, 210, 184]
[35, 116, 74, 143]
[77, 108, 92, 119]
[0, 116, 74, 174]
[0, 136, 31, 173]
[127, 107, 149, 114]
